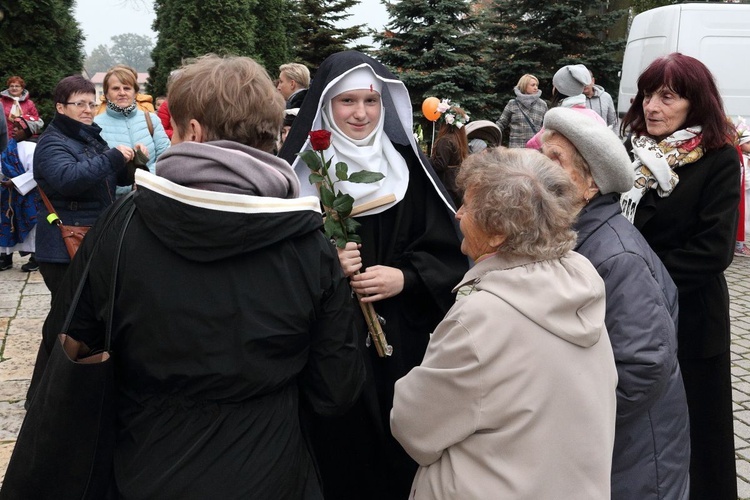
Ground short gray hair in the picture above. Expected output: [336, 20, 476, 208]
[279, 63, 310, 88]
[456, 147, 578, 260]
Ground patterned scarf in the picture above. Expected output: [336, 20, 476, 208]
[106, 100, 137, 116]
[620, 127, 704, 222]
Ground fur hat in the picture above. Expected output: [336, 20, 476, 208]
[543, 107, 634, 194]
[552, 64, 590, 97]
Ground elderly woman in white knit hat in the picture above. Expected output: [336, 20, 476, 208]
[540, 106, 690, 500]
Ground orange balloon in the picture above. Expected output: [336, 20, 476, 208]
[422, 97, 441, 122]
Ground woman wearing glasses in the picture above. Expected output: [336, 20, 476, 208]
[32, 75, 133, 299]
[1, 76, 40, 132]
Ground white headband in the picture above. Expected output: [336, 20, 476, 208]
[327, 66, 383, 100]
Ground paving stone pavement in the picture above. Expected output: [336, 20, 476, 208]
[1, 255, 750, 496]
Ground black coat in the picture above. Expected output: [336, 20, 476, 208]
[40, 174, 365, 499]
[280, 51, 468, 500]
[633, 144, 740, 359]
[633, 143, 740, 499]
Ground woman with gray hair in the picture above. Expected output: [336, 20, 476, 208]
[540, 106, 690, 499]
[391, 147, 618, 499]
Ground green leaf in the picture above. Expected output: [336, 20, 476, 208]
[298, 150, 323, 172]
[324, 215, 340, 241]
[348, 171, 385, 184]
[308, 173, 325, 184]
[344, 217, 361, 234]
[332, 194, 355, 219]
[348, 234, 362, 244]
[320, 186, 335, 208]
[335, 162, 349, 181]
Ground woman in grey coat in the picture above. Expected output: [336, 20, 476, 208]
[540, 106, 690, 499]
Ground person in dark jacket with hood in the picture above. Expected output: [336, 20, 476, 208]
[36, 55, 365, 499]
[540, 106, 690, 499]
[33, 75, 133, 300]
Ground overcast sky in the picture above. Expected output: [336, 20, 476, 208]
[74, 0, 389, 54]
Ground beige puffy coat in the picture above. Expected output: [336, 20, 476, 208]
[391, 252, 618, 499]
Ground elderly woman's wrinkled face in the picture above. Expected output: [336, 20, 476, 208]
[106, 75, 136, 108]
[456, 189, 505, 261]
[642, 86, 690, 141]
[542, 134, 597, 206]
[330, 89, 382, 141]
[7, 82, 23, 97]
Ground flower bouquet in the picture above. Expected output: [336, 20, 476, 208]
[298, 130, 393, 357]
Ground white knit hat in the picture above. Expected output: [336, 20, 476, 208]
[552, 64, 591, 97]
[543, 107, 634, 194]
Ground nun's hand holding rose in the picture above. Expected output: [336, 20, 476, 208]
[350, 265, 404, 303]
[337, 241, 362, 277]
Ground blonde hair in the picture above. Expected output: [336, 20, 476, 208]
[169, 54, 285, 152]
[279, 63, 310, 89]
[516, 74, 539, 94]
[457, 147, 578, 259]
[103, 64, 139, 94]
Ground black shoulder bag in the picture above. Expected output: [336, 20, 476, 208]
[0, 198, 136, 500]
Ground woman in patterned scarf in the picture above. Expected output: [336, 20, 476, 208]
[495, 74, 547, 148]
[620, 52, 740, 500]
[93, 65, 170, 187]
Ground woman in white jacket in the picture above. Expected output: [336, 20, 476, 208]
[391, 147, 618, 500]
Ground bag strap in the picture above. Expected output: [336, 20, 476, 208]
[104, 204, 135, 350]
[515, 101, 538, 134]
[60, 193, 136, 348]
[36, 186, 62, 226]
[144, 110, 154, 138]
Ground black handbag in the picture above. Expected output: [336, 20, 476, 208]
[0, 200, 136, 500]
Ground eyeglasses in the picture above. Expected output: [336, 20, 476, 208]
[65, 101, 98, 110]
[8, 85, 22, 89]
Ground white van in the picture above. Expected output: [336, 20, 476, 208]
[617, 3, 750, 124]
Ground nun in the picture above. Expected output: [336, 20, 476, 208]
[280, 50, 467, 500]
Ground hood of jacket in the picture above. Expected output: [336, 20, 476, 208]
[133, 141, 323, 262]
[587, 84, 606, 99]
[454, 251, 606, 348]
[0, 89, 30, 102]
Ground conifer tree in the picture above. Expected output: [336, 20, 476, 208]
[483, 0, 626, 117]
[0, 0, 84, 123]
[374, 0, 495, 126]
[149, 0, 259, 96]
[293, 0, 369, 73]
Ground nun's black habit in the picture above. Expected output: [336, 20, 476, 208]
[280, 51, 468, 499]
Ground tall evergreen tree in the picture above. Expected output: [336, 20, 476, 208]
[373, 0, 495, 129]
[0, 0, 84, 123]
[483, 0, 626, 118]
[253, 0, 295, 74]
[149, 0, 259, 96]
[293, 0, 369, 73]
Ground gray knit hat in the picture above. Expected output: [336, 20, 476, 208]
[543, 107, 634, 194]
[552, 64, 590, 97]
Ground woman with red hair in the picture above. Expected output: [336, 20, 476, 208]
[620, 52, 740, 500]
[1, 76, 40, 132]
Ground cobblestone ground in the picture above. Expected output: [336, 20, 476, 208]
[1, 255, 750, 496]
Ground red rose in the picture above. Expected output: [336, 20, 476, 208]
[309, 130, 332, 151]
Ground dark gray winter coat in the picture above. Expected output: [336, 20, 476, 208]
[575, 193, 690, 499]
